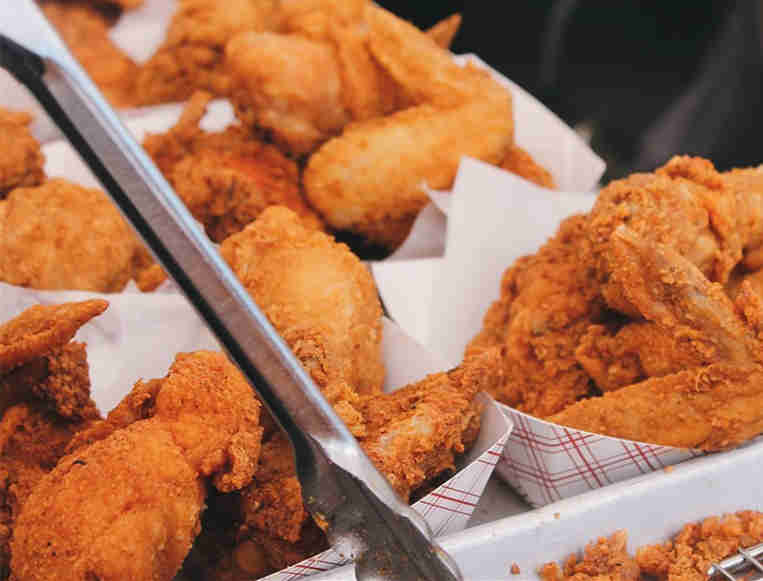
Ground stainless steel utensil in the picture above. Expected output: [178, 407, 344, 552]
[0, 3, 462, 579]
[708, 542, 763, 581]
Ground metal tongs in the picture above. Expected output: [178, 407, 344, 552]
[0, 3, 462, 580]
[709, 542, 763, 581]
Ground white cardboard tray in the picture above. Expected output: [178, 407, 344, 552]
[311, 441, 763, 580]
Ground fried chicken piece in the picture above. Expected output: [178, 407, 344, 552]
[357, 355, 488, 501]
[142, 92, 322, 241]
[588, 157, 745, 316]
[134, 0, 279, 105]
[226, 31, 352, 156]
[466, 215, 604, 416]
[0, 110, 45, 199]
[170, 147, 321, 242]
[425, 13, 462, 49]
[500, 145, 556, 189]
[606, 227, 762, 368]
[637, 512, 763, 581]
[0, 180, 141, 292]
[0, 302, 104, 580]
[10, 351, 262, 581]
[227, 0, 402, 156]
[302, 4, 513, 249]
[220, 206, 385, 436]
[552, 227, 763, 448]
[11, 421, 205, 581]
[575, 322, 706, 392]
[0, 300, 107, 377]
[721, 166, 763, 270]
[550, 363, 763, 449]
[539, 531, 640, 581]
[41, 1, 138, 107]
[238, 433, 306, 544]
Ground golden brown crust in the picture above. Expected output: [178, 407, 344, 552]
[0, 301, 107, 376]
[220, 206, 385, 436]
[0, 109, 45, 198]
[0, 180, 139, 292]
[42, 1, 138, 107]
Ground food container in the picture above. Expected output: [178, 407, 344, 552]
[374, 157, 727, 508]
[309, 430, 763, 580]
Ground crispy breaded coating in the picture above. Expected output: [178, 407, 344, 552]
[358, 363, 484, 501]
[0, 303, 103, 580]
[0, 110, 44, 199]
[550, 362, 763, 450]
[466, 214, 604, 416]
[171, 147, 321, 242]
[11, 421, 206, 581]
[142, 93, 322, 241]
[500, 145, 556, 189]
[42, 1, 138, 107]
[588, 157, 744, 316]
[539, 531, 640, 581]
[0, 180, 140, 292]
[302, 5, 513, 249]
[10, 352, 262, 581]
[0, 300, 107, 376]
[575, 322, 705, 392]
[220, 206, 385, 436]
[1, 343, 98, 421]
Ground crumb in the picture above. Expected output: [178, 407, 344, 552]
[539, 531, 638, 581]
[637, 511, 763, 581]
[510, 562, 521, 574]
[554, 512, 561, 519]
[663, 466, 674, 473]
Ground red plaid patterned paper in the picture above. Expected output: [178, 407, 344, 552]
[495, 403, 703, 508]
[261, 395, 511, 580]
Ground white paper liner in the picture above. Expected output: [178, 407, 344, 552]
[308, 434, 763, 581]
[374, 157, 720, 508]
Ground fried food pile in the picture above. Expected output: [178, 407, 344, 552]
[467, 156, 763, 450]
[0, 209, 487, 580]
[31, 0, 552, 258]
[540, 511, 763, 581]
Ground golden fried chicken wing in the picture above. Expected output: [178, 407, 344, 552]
[42, 1, 138, 107]
[220, 206, 385, 436]
[588, 157, 745, 316]
[358, 363, 485, 501]
[0, 180, 140, 292]
[550, 363, 763, 449]
[302, 4, 513, 249]
[466, 214, 604, 416]
[0, 110, 44, 199]
[10, 351, 262, 581]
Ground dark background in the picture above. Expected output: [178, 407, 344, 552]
[379, 1, 762, 181]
